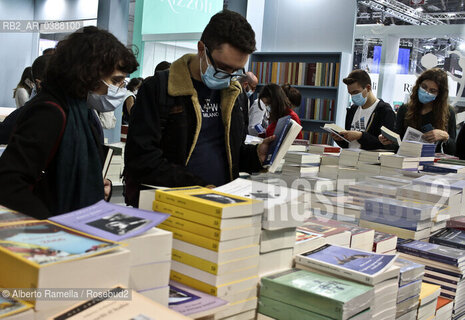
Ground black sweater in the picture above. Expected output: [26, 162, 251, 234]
[396, 104, 456, 155]
[335, 99, 396, 150]
[0, 86, 105, 219]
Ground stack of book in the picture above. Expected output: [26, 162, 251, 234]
[295, 244, 400, 320]
[397, 141, 435, 160]
[0, 220, 131, 320]
[358, 150, 394, 164]
[422, 162, 465, 174]
[397, 240, 465, 319]
[308, 144, 341, 154]
[372, 231, 398, 254]
[281, 151, 321, 178]
[320, 152, 340, 166]
[310, 191, 363, 224]
[294, 228, 326, 256]
[297, 223, 351, 248]
[49, 201, 172, 306]
[258, 269, 373, 319]
[379, 154, 420, 176]
[393, 258, 425, 319]
[302, 217, 374, 251]
[396, 183, 460, 222]
[339, 149, 362, 167]
[125, 228, 173, 306]
[215, 179, 307, 278]
[318, 163, 340, 180]
[435, 297, 454, 320]
[347, 181, 398, 205]
[359, 198, 437, 240]
[417, 283, 441, 320]
[153, 186, 263, 320]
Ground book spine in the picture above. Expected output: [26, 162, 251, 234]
[153, 201, 222, 229]
[260, 278, 343, 318]
[155, 192, 222, 218]
[397, 246, 458, 266]
[161, 216, 223, 241]
[158, 224, 221, 251]
[172, 249, 220, 275]
[295, 255, 374, 285]
[429, 238, 465, 251]
[170, 270, 219, 296]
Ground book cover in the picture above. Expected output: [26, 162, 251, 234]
[0, 221, 119, 266]
[49, 286, 191, 320]
[49, 200, 169, 241]
[0, 206, 36, 225]
[397, 240, 465, 266]
[430, 228, 465, 250]
[296, 244, 397, 285]
[393, 258, 425, 286]
[298, 225, 348, 238]
[0, 294, 32, 318]
[168, 281, 228, 317]
[447, 217, 465, 229]
[260, 269, 372, 319]
[264, 116, 292, 166]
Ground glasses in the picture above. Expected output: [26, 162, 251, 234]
[205, 47, 246, 81]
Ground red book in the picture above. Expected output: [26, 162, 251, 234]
[447, 217, 465, 230]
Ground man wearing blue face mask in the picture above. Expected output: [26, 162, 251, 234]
[237, 72, 258, 133]
[332, 69, 396, 150]
[124, 10, 275, 207]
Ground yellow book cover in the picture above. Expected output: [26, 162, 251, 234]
[297, 63, 303, 86]
[161, 216, 222, 241]
[170, 270, 258, 297]
[315, 62, 321, 86]
[0, 221, 120, 291]
[0, 294, 32, 318]
[334, 62, 340, 87]
[153, 201, 223, 229]
[157, 224, 221, 251]
[271, 62, 278, 83]
[419, 282, 441, 302]
[155, 186, 260, 219]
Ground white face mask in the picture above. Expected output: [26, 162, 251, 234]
[88, 80, 127, 112]
[134, 89, 138, 95]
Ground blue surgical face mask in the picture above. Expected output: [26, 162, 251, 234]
[351, 90, 367, 106]
[87, 80, 127, 112]
[246, 89, 254, 97]
[200, 51, 231, 90]
[418, 87, 437, 104]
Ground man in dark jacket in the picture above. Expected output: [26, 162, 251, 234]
[124, 10, 274, 207]
[333, 69, 396, 150]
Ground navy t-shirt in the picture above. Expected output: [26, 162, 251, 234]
[186, 78, 229, 186]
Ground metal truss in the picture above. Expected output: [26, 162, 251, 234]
[359, 0, 445, 25]
[428, 12, 465, 20]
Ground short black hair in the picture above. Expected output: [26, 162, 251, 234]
[343, 69, 371, 88]
[46, 26, 139, 99]
[201, 10, 256, 54]
[154, 61, 171, 74]
[32, 55, 52, 81]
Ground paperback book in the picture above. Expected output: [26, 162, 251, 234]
[0, 294, 32, 318]
[429, 228, 465, 250]
[0, 206, 36, 224]
[168, 281, 228, 318]
[0, 221, 119, 266]
[295, 244, 398, 285]
[397, 239, 465, 267]
[260, 268, 373, 320]
[50, 200, 169, 241]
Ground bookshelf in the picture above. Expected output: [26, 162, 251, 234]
[249, 52, 345, 144]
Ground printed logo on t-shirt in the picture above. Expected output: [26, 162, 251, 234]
[351, 116, 366, 131]
[201, 98, 220, 118]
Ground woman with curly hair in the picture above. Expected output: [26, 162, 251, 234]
[380, 68, 456, 154]
[0, 27, 138, 219]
